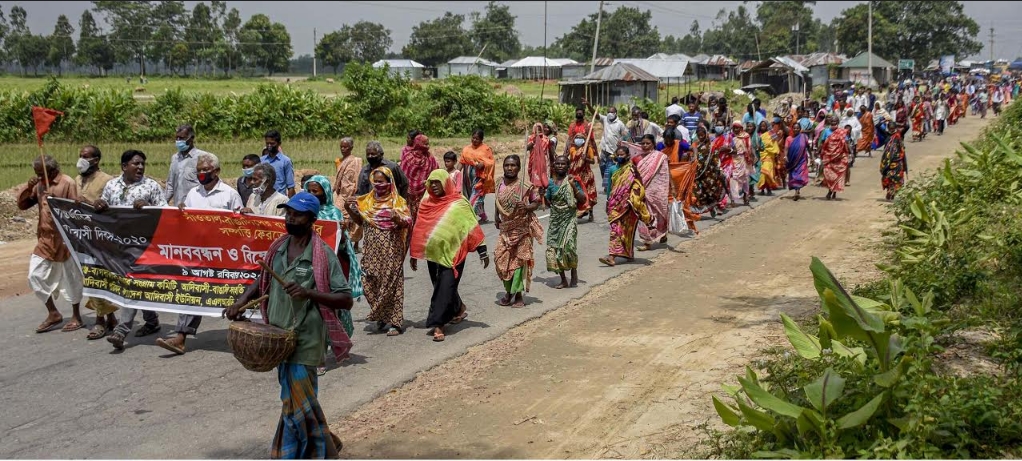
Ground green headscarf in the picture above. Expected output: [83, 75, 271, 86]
[303, 175, 343, 221]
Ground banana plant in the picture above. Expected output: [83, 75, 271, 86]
[713, 258, 915, 458]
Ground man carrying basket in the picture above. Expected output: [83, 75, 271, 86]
[226, 191, 353, 459]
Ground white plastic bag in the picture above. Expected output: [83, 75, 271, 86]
[668, 200, 688, 236]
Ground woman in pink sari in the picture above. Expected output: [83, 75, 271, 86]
[401, 133, 440, 227]
[711, 120, 735, 210]
[525, 123, 550, 195]
[633, 134, 670, 251]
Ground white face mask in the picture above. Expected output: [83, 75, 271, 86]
[76, 158, 93, 174]
[607, 113, 617, 122]
[574, 138, 585, 147]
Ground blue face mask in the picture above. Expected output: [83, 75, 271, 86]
[714, 126, 724, 134]
[175, 140, 190, 152]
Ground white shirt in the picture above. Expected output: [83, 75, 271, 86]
[840, 115, 862, 142]
[166, 146, 208, 205]
[596, 114, 628, 154]
[992, 91, 1004, 103]
[675, 125, 692, 144]
[246, 190, 289, 216]
[183, 179, 243, 211]
[665, 103, 684, 120]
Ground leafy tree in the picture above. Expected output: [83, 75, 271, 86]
[679, 20, 702, 55]
[816, 20, 837, 53]
[315, 30, 350, 74]
[0, 8, 9, 64]
[16, 34, 49, 75]
[150, 24, 180, 73]
[75, 10, 114, 74]
[216, 7, 242, 76]
[834, 1, 981, 63]
[238, 14, 292, 75]
[188, 2, 217, 74]
[92, 1, 157, 75]
[552, 6, 660, 62]
[47, 14, 76, 75]
[754, 1, 820, 55]
[169, 41, 189, 74]
[402, 12, 472, 67]
[346, 21, 391, 64]
[470, 1, 520, 63]
[701, 5, 759, 60]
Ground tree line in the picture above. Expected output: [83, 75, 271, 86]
[0, 1, 984, 78]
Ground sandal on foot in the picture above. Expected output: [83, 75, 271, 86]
[107, 332, 126, 351]
[386, 327, 402, 336]
[599, 256, 616, 267]
[155, 337, 186, 355]
[433, 331, 446, 342]
[449, 311, 468, 324]
[135, 323, 161, 337]
[36, 317, 63, 333]
[497, 296, 513, 307]
[512, 300, 526, 308]
[61, 320, 84, 332]
[87, 324, 108, 340]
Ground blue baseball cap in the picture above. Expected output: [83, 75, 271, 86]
[277, 191, 321, 215]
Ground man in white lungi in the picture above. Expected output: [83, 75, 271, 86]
[17, 155, 84, 333]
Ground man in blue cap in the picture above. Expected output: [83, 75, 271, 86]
[227, 191, 353, 458]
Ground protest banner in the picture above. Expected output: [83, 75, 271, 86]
[48, 198, 339, 318]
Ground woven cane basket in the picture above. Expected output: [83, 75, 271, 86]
[228, 321, 296, 372]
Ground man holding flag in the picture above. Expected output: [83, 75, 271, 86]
[17, 155, 84, 333]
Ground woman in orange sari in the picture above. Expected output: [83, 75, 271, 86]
[662, 128, 699, 234]
[460, 129, 496, 223]
[856, 106, 875, 157]
[947, 92, 960, 126]
[567, 132, 598, 221]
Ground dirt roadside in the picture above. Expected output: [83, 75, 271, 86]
[331, 115, 993, 459]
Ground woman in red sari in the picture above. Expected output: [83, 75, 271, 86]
[947, 92, 960, 126]
[819, 118, 849, 200]
[567, 132, 598, 221]
[401, 133, 439, 227]
[525, 123, 550, 195]
[910, 96, 925, 142]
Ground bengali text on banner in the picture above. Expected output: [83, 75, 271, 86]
[48, 197, 339, 318]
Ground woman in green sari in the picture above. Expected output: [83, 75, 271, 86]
[544, 155, 586, 289]
[303, 175, 364, 372]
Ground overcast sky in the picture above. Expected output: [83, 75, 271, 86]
[15, 1, 1022, 61]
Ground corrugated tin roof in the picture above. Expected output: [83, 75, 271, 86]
[648, 53, 694, 61]
[840, 52, 895, 69]
[447, 56, 499, 66]
[738, 60, 759, 71]
[614, 59, 690, 79]
[793, 52, 846, 67]
[703, 54, 736, 66]
[692, 54, 710, 64]
[581, 62, 658, 82]
[591, 57, 616, 66]
[773, 56, 810, 73]
[508, 56, 563, 68]
[372, 59, 424, 68]
[551, 58, 581, 66]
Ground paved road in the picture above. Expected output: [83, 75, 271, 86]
[0, 166, 786, 458]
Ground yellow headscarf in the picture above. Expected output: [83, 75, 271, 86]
[355, 166, 410, 229]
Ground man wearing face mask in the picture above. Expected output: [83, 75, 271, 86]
[240, 163, 289, 217]
[562, 106, 593, 157]
[582, 97, 627, 180]
[166, 124, 206, 206]
[226, 191, 352, 458]
[356, 140, 409, 198]
[626, 105, 654, 141]
[157, 152, 243, 356]
[237, 154, 261, 205]
[74, 145, 118, 339]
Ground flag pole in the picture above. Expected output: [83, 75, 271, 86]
[38, 144, 51, 191]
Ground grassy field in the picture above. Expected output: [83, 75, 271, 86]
[0, 75, 741, 104]
[1, 135, 526, 191]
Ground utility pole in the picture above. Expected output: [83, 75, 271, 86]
[989, 23, 995, 62]
[755, 33, 762, 62]
[590, 0, 605, 74]
[313, 27, 317, 77]
[868, 1, 873, 87]
[541, 0, 547, 98]
[793, 22, 800, 55]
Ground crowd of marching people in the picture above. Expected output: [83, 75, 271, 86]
[14, 72, 1015, 458]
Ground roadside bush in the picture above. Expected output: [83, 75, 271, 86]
[707, 100, 1022, 458]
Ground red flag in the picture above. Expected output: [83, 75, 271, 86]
[32, 106, 64, 147]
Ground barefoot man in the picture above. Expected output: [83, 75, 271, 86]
[17, 155, 84, 333]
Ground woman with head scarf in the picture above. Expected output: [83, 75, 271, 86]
[409, 169, 489, 342]
[344, 167, 411, 336]
[400, 133, 439, 227]
[818, 118, 850, 200]
[784, 123, 811, 201]
[526, 123, 550, 195]
[730, 121, 752, 207]
[600, 146, 653, 267]
[304, 175, 363, 374]
[691, 125, 726, 217]
[460, 129, 496, 223]
[567, 132, 598, 221]
[631, 134, 670, 250]
[879, 122, 908, 201]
